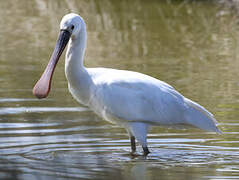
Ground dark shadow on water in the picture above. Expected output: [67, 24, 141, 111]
[0, 159, 22, 180]
[0, 155, 126, 180]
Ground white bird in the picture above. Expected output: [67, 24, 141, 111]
[33, 13, 221, 155]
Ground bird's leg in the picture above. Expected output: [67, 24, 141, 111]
[142, 146, 150, 156]
[130, 136, 136, 153]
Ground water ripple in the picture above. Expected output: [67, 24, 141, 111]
[0, 107, 90, 115]
[0, 98, 44, 103]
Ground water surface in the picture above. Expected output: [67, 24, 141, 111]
[1, 0, 239, 179]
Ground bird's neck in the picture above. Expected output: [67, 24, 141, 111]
[65, 27, 87, 70]
[65, 27, 94, 106]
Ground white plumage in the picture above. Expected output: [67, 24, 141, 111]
[33, 13, 221, 155]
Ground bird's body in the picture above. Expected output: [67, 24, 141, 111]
[33, 13, 221, 155]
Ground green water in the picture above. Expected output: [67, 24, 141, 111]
[1, 0, 239, 179]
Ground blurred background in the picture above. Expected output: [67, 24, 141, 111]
[1, 0, 239, 179]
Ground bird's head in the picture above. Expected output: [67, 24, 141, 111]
[60, 13, 85, 39]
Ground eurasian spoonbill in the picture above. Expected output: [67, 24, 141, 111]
[33, 13, 221, 155]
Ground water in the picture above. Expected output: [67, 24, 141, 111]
[1, 0, 239, 179]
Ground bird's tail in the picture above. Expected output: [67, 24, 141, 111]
[184, 98, 222, 134]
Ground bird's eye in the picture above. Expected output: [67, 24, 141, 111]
[71, 25, 74, 30]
